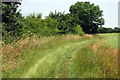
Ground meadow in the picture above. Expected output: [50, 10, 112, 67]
[1, 1, 120, 79]
[2, 33, 119, 78]
[98, 33, 119, 48]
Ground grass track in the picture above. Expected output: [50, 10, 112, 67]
[2, 34, 119, 78]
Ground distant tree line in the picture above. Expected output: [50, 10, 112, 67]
[1, 1, 119, 44]
[97, 27, 120, 33]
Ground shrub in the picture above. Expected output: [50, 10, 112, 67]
[73, 25, 84, 35]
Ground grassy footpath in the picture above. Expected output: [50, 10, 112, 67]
[2, 34, 119, 78]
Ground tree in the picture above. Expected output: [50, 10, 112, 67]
[23, 13, 60, 36]
[97, 27, 116, 33]
[49, 11, 69, 34]
[97, 27, 107, 33]
[69, 2, 105, 34]
[1, 1, 23, 43]
[48, 11, 84, 35]
[114, 27, 120, 33]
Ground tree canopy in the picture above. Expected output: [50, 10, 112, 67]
[2, 1, 119, 44]
[1, 1, 23, 43]
[69, 2, 105, 34]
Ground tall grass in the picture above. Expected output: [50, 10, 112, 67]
[2, 35, 83, 78]
[2, 34, 118, 78]
[98, 33, 118, 48]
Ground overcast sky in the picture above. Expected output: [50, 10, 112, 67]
[19, 0, 119, 28]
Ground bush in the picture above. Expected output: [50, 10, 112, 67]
[22, 14, 60, 37]
[73, 25, 84, 35]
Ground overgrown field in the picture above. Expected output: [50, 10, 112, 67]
[1, 33, 119, 78]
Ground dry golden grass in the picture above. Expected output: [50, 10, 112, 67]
[92, 38, 118, 78]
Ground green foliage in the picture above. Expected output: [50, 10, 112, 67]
[2, 1, 107, 44]
[48, 11, 84, 35]
[73, 25, 84, 35]
[97, 27, 120, 33]
[69, 2, 105, 34]
[97, 27, 108, 33]
[22, 13, 43, 36]
[49, 11, 70, 34]
[114, 27, 120, 33]
[43, 17, 59, 35]
[2, 2, 23, 44]
[22, 13, 60, 36]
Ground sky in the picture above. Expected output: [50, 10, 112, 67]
[19, 0, 119, 28]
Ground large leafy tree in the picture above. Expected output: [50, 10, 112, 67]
[49, 11, 69, 34]
[1, 1, 23, 43]
[48, 11, 84, 35]
[69, 2, 105, 34]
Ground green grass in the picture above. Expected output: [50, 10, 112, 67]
[68, 45, 106, 78]
[2, 34, 118, 78]
[98, 33, 119, 48]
